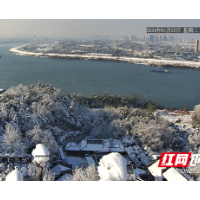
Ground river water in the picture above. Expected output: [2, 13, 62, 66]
[0, 43, 200, 110]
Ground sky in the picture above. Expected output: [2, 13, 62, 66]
[1, 19, 200, 39]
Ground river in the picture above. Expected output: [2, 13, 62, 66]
[0, 43, 200, 110]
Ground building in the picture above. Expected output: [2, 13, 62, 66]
[56, 173, 72, 181]
[167, 35, 174, 42]
[150, 35, 155, 42]
[51, 164, 72, 178]
[143, 36, 149, 42]
[195, 39, 200, 53]
[0, 89, 6, 94]
[162, 167, 191, 181]
[129, 35, 136, 41]
[65, 139, 125, 154]
[163, 35, 167, 41]
[129, 35, 133, 41]
[147, 158, 192, 181]
[158, 35, 162, 42]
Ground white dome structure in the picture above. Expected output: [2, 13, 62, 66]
[32, 144, 50, 167]
[6, 166, 23, 181]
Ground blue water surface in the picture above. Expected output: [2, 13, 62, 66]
[0, 43, 200, 110]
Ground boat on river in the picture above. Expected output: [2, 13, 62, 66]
[150, 69, 169, 73]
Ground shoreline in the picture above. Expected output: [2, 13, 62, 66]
[10, 46, 200, 70]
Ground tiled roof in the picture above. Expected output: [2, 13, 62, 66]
[65, 139, 125, 153]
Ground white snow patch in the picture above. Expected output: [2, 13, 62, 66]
[98, 152, 127, 181]
[148, 160, 166, 181]
[32, 144, 50, 167]
[162, 168, 188, 181]
[6, 166, 23, 181]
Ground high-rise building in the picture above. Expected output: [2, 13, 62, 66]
[195, 39, 200, 53]
[163, 35, 167, 41]
[150, 35, 154, 42]
[158, 35, 162, 42]
[167, 36, 175, 42]
[167, 35, 172, 42]
[129, 35, 132, 41]
[144, 36, 149, 42]
[129, 35, 136, 41]
[191, 38, 195, 43]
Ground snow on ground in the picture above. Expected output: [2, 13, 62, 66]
[10, 46, 200, 69]
[154, 110, 198, 133]
[98, 152, 127, 181]
[64, 155, 85, 170]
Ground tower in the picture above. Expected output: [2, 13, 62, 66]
[195, 39, 200, 53]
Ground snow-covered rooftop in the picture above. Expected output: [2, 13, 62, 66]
[162, 168, 188, 181]
[148, 160, 166, 181]
[51, 164, 71, 176]
[59, 147, 65, 160]
[133, 168, 147, 180]
[65, 139, 125, 153]
[56, 173, 72, 181]
[85, 156, 96, 165]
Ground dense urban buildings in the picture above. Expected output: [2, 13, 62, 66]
[147, 35, 174, 42]
[129, 35, 136, 41]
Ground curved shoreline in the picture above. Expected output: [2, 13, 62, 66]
[10, 46, 200, 70]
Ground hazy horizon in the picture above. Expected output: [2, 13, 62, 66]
[1, 19, 200, 39]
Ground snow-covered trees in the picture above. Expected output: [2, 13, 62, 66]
[188, 131, 200, 152]
[68, 164, 99, 181]
[3, 123, 26, 155]
[27, 163, 42, 181]
[98, 153, 127, 181]
[42, 166, 55, 181]
[192, 104, 200, 128]
[0, 83, 198, 180]
[0, 164, 14, 181]
[27, 126, 58, 157]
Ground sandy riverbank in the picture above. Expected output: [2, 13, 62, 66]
[10, 46, 200, 70]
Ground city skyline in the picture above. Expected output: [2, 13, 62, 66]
[1, 19, 200, 39]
